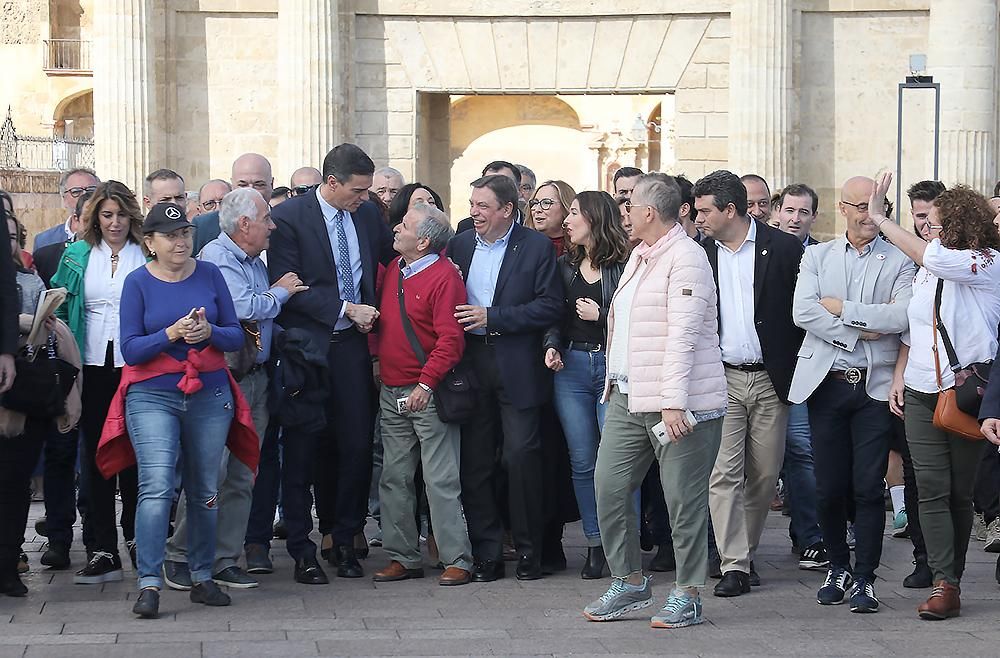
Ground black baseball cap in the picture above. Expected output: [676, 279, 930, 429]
[143, 202, 194, 234]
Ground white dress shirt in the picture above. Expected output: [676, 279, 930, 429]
[83, 240, 146, 366]
[717, 219, 762, 364]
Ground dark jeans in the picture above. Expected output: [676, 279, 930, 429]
[904, 389, 981, 586]
[42, 425, 78, 547]
[888, 414, 927, 561]
[783, 402, 823, 549]
[245, 420, 282, 549]
[807, 377, 891, 581]
[284, 330, 374, 559]
[0, 421, 46, 576]
[460, 339, 544, 561]
[81, 362, 137, 555]
[973, 442, 1000, 523]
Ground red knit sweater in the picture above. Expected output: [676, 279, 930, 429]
[377, 256, 467, 389]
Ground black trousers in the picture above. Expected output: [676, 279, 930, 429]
[284, 329, 374, 558]
[460, 340, 544, 561]
[41, 424, 78, 547]
[889, 415, 928, 561]
[807, 377, 891, 581]
[80, 360, 137, 555]
[244, 420, 282, 549]
[0, 420, 46, 576]
[973, 442, 1000, 524]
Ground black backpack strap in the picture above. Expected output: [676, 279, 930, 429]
[934, 278, 961, 371]
[397, 266, 427, 365]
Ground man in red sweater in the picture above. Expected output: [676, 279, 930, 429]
[373, 203, 474, 586]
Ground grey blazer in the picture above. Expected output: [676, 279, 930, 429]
[788, 235, 916, 403]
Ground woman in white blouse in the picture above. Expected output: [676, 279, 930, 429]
[51, 180, 147, 585]
[877, 174, 1000, 621]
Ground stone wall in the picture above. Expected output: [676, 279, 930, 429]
[0, 171, 64, 243]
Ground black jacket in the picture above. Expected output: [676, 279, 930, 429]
[273, 329, 329, 432]
[702, 220, 804, 403]
[33, 240, 69, 288]
[192, 211, 221, 256]
[543, 255, 625, 355]
[446, 222, 563, 410]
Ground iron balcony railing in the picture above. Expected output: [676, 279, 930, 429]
[42, 39, 92, 74]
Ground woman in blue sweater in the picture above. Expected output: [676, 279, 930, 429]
[119, 203, 243, 618]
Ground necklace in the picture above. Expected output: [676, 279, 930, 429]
[110, 254, 119, 265]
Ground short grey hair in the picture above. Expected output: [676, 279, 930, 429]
[516, 164, 536, 187]
[219, 187, 263, 235]
[634, 172, 682, 223]
[58, 167, 99, 194]
[374, 166, 404, 184]
[411, 203, 454, 253]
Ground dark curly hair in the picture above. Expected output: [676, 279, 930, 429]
[935, 185, 1000, 251]
[387, 183, 444, 228]
[568, 191, 631, 268]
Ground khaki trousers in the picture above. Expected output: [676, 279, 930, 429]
[709, 368, 788, 574]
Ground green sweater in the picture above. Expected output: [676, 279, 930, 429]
[50, 240, 92, 355]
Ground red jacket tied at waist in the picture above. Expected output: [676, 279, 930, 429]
[96, 346, 260, 479]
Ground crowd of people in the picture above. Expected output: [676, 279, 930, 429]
[2, 142, 1000, 629]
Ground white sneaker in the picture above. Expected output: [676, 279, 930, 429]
[985, 518, 1000, 553]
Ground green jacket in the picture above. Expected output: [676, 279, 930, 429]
[50, 240, 92, 355]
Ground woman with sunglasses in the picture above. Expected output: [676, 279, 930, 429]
[543, 190, 631, 578]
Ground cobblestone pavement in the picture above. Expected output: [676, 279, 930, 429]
[4, 502, 1000, 657]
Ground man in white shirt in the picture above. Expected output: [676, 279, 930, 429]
[696, 170, 805, 597]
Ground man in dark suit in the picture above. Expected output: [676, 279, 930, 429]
[455, 162, 524, 234]
[193, 154, 274, 255]
[694, 170, 805, 597]
[267, 144, 395, 585]
[776, 183, 820, 247]
[446, 174, 563, 581]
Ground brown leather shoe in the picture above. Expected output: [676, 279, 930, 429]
[439, 566, 471, 586]
[917, 580, 960, 620]
[372, 561, 424, 582]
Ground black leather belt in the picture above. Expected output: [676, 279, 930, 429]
[467, 333, 495, 345]
[829, 368, 867, 384]
[723, 362, 766, 373]
[567, 340, 603, 352]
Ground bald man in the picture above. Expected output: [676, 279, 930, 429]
[198, 179, 232, 215]
[788, 175, 915, 613]
[192, 154, 274, 254]
[290, 167, 323, 197]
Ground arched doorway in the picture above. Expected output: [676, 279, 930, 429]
[53, 89, 93, 140]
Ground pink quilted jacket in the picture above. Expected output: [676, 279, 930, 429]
[602, 223, 727, 413]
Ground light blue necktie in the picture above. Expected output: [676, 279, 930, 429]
[335, 209, 356, 303]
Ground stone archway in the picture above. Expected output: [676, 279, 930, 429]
[52, 89, 93, 140]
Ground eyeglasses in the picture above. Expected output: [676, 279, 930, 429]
[67, 185, 97, 198]
[529, 198, 556, 211]
[841, 199, 892, 214]
[292, 185, 313, 196]
[237, 181, 270, 191]
[927, 224, 943, 230]
[520, 184, 535, 192]
[200, 199, 222, 212]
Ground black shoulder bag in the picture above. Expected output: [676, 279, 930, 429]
[3, 332, 79, 419]
[396, 269, 477, 424]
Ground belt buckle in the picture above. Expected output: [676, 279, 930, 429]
[589, 343, 602, 353]
[844, 367, 863, 385]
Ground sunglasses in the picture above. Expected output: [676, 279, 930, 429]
[292, 185, 313, 196]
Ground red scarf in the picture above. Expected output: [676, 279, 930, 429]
[96, 346, 260, 479]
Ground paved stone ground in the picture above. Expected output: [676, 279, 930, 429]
[4, 503, 1000, 657]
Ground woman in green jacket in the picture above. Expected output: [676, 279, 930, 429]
[51, 180, 147, 585]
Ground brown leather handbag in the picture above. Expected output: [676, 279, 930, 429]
[931, 280, 988, 441]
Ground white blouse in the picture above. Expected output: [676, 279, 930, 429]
[83, 240, 146, 367]
[903, 240, 1000, 394]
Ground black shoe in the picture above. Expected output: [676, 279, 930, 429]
[132, 587, 159, 618]
[162, 559, 192, 591]
[244, 544, 273, 575]
[708, 555, 723, 579]
[126, 540, 137, 570]
[213, 566, 258, 589]
[749, 561, 761, 587]
[649, 544, 676, 572]
[190, 580, 231, 607]
[17, 552, 28, 574]
[73, 551, 123, 585]
[353, 532, 370, 560]
[0, 572, 27, 597]
[904, 560, 933, 589]
[516, 554, 543, 581]
[294, 556, 329, 585]
[713, 571, 751, 597]
[41, 543, 71, 570]
[333, 545, 364, 578]
[272, 519, 288, 540]
[34, 516, 47, 538]
[471, 559, 505, 582]
[581, 546, 607, 580]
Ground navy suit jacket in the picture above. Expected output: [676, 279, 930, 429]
[33, 223, 69, 252]
[446, 222, 563, 410]
[192, 211, 221, 256]
[701, 220, 804, 403]
[267, 192, 395, 346]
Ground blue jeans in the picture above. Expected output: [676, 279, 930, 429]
[783, 402, 823, 549]
[552, 349, 607, 543]
[126, 384, 233, 590]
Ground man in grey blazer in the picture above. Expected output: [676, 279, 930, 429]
[789, 176, 915, 614]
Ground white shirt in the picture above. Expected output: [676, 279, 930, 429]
[83, 241, 145, 366]
[607, 259, 648, 394]
[717, 219, 763, 364]
[903, 240, 1000, 394]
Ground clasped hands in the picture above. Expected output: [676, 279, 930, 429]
[166, 307, 212, 344]
[346, 302, 379, 333]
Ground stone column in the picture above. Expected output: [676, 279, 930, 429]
[728, 0, 792, 188]
[928, 0, 998, 189]
[277, 1, 350, 178]
[92, 0, 163, 197]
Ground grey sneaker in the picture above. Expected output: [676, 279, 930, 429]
[650, 588, 704, 629]
[583, 576, 653, 621]
[163, 559, 193, 591]
[213, 565, 259, 589]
